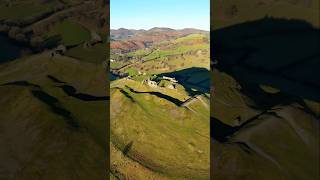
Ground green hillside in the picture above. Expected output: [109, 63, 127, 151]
[45, 20, 91, 46]
[110, 31, 211, 179]
[110, 79, 210, 179]
[0, 52, 108, 179]
[111, 34, 210, 77]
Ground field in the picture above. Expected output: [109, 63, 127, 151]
[110, 30, 211, 179]
[0, 53, 108, 179]
[66, 42, 108, 63]
[110, 79, 210, 179]
[111, 34, 210, 77]
[45, 20, 91, 46]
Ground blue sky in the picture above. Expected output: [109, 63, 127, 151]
[111, 0, 210, 30]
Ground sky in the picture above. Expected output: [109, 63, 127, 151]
[111, 0, 210, 31]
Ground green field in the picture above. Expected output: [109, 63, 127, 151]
[110, 31, 211, 178]
[110, 79, 210, 179]
[66, 42, 107, 63]
[45, 20, 91, 46]
[111, 34, 210, 79]
[0, 52, 108, 179]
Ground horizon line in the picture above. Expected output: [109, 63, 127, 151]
[110, 27, 210, 31]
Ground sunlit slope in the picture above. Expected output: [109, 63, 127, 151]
[110, 79, 210, 180]
[113, 34, 210, 78]
[0, 53, 108, 179]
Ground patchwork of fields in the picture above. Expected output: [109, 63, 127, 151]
[110, 28, 211, 179]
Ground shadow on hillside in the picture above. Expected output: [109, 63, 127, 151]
[126, 86, 184, 106]
[46, 75, 109, 101]
[212, 17, 320, 103]
[31, 90, 80, 129]
[0, 34, 25, 63]
[158, 67, 210, 96]
[211, 116, 238, 142]
[57, 85, 109, 101]
[1, 80, 79, 129]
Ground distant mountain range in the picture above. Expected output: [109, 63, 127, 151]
[111, 27, 208, 40]
[110, 27, 209, 53]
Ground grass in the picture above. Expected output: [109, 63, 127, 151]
[110, 80, 210, 179]
[110, 61, 124, 69]
[174, 34, 209, 43]
[127, 48, 150, 57]
[125, 67, 138, 76]
[142, 34, 210, 61]
[110, 32, 211, 178]
[65, 42, 107, 64]
[45, 20, 91, 46]
[0, 52, 108, 179]
[114, 34, 210, 78]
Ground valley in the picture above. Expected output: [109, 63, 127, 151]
[110, 28, 211, 179]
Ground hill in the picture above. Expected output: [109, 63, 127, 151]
[0, 1, 109, 179]
[111, 34, 210, 78]
[110, 30, 210, 178]
[0, 0, 108, 58]
[110, 76, 210, 179]
[110, 28, 209, 53]
[0, 53, 108, 179]
[211, 2, 320, 178]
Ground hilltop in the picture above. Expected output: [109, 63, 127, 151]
[110, 78, 210, 179]
[0, 52, 108, 179]
[110, 27, 209, 53]
[0, 1, 109, 179]
[110, 30, 210, 179]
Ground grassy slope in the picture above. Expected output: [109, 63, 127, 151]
[110, 79, 210, 179]
[143, 34, 209, 60]
[45, 20, 91, 46]
[114, 34, 210, 77]
[65, 42, 107, 63]
[110, 33, 210, 178]
[0, 53, 108, 179]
